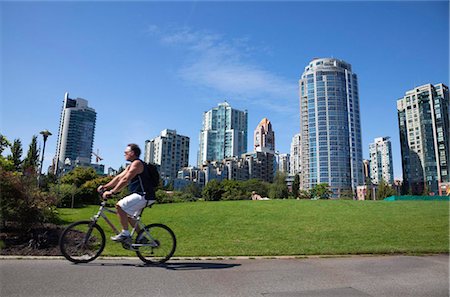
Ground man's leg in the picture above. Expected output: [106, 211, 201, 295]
[116, 204, 129, 231]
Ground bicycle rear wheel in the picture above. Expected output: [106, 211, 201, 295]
[59, 220, 106, 263]
[135, 223, 176, 265]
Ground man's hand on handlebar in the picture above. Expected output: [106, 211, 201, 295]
[102, 190, 114, 201]
[97, 185, 115, 201]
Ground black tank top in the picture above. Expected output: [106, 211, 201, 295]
[128, 159, 154, 199]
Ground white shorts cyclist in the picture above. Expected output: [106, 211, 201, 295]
[117, 193, 155, 217]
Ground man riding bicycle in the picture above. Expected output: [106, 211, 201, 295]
[97, 143, 155, 242]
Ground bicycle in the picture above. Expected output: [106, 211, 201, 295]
[59, 195, 176, 265]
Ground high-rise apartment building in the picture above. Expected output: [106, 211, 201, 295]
[369, 137, 394, 185]
[254, 118, 275, 153]
[277, 153, 290, 173]
[198, 102, 248, 166]
[54, 92, 96, 174]
[299, 58, 363, 197]
[290, 133, 301, 175]
[144, 129, 189, 181]
[397, 83, 449, 195]
[362, 159, 370, 183]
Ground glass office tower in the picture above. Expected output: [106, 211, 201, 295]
[299, 58, 363, 197]
[198, 102, 248, 166]
[54, 92, 96, 174]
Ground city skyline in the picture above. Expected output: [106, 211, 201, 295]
[2, 1, 449, 179]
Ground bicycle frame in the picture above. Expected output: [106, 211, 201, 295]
[91, 201, 155, 250]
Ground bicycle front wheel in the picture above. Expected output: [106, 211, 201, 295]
[59, 220, 106, 264]
[135, 223, 176, 265]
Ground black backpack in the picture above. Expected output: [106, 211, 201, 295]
[145, 162, 160, 188]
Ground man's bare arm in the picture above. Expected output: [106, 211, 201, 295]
[101, 161, 143, 198]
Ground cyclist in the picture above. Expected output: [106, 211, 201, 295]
[97, 143, 155, 242]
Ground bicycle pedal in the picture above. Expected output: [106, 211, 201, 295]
[121, 241, 134, 250]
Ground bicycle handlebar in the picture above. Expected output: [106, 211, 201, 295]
[98, 189, 116, 202]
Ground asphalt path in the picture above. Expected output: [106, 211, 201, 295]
[0, 255, 448, 297]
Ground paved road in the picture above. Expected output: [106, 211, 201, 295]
[0, 255, 448, 297]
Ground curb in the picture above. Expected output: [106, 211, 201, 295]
[1, 253, 446, 261]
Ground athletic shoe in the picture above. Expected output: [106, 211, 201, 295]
[111, 231, 131, 242]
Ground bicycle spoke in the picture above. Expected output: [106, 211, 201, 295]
[135, 224, 176, 264]
[59, 221, 105, 263]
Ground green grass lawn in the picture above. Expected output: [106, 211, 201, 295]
[58, 200, 449, 257]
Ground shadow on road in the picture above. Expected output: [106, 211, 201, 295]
[159, 262, 241, 271]
[74, 261, 241, 270]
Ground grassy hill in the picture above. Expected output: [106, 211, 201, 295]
[59, 200, 449, 257]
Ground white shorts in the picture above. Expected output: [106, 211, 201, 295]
[117, 193, 155, 217]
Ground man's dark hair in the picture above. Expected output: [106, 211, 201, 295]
[127, 143, 141, 157]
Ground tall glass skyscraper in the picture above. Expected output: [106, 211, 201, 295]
[198, 102, 248, 166]
[397, 83, 449, 195]
[54, 92, 96, 174]
[299, 58, 363, 197]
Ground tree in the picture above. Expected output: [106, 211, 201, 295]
[0, 134, 11, 155]
[422, 183, 430, 196]
[365, 183, 374, 200]
[184, 182, 202, 198]
[22, 135, 39, 174]
[292, 174, 300, 198]
[60, 167, 98, 187]
[299, 189, 312, 199]
[202, 179, 224, 201]
[241, 179, 269, 198]
[376, 178, 396, 200]
[269, 172, 289, 199]
[221, 179, 246, 200]
[50, 183, 79, 208]
[8, 139, 23, 171]
[310, 183, 332, 199]
[0, 157, 14, 171]
[78, 176, 113, 205]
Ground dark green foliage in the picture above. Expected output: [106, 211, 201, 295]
[241, 179, 270, 198]
[201, 180, 224, 201]
[8, 139, 23, 171]
[310, 183, 333, 199]
[220, 180, 246, 200]
[0, 169, 58, 229]
[0, 134, 11, 154]
[268, 172, 289, 199]
[22, 135, 39, 174]
[292, 174, 300, 198]
[376, 179, 397, 200]
[155, 190, 197, 204]
[184, 182, 202, 198]
[78, 176, 113, 205]
[0, 157, 14, 171]
[60, 167, 98, 187]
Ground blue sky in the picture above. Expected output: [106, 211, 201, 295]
[1, 1, 449, 179]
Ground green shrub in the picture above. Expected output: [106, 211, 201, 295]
[155, 190, 197, 204]
[0, 169, 59, 229]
